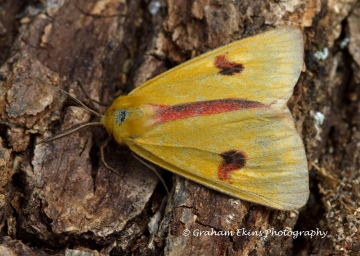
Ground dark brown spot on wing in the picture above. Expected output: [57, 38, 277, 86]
[218, 150, 247, 181]
[214, 55, 244, 76]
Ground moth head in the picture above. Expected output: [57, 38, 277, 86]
[101, 96, 153, 144]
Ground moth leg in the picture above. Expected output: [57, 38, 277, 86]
[100, 136, 122, 176]
[132, 153, 170, 195]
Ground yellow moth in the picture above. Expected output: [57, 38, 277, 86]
[65, 27, 309, 210]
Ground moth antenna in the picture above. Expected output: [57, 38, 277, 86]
[57, 88, 102, 117]
[132, 153, 170, 195]
[36, 78, 102, 117]
[100, 136, 122, 176]
[37, 79, 119, 176]
[85, 96, 106, 108]
[76, 80, 109, 107]
[38, 122, 102, 144]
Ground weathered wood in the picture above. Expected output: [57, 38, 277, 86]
[0, 0, 359, 255]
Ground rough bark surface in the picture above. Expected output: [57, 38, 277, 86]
[0, 0, 359, 255]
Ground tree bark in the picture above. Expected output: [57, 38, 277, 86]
[0, 0, 359, 255]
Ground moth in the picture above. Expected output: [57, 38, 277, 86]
[52, 27, 309, 210]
